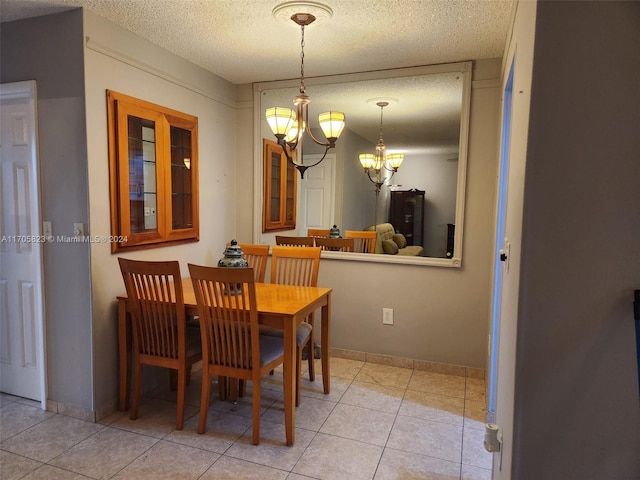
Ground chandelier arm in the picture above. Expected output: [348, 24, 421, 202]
[304, 125, 334, 148]
[278, 136, 331, 179]
[298, 102, 334, 147]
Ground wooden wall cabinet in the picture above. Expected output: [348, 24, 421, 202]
[389, 189, 425, 246]
[107, 90, 199, 252]
[262, 138, 297, 232]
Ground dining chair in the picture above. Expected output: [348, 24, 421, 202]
[314, 236, 355, 252]
[265, 245, 321, 405]
[188, 264, 285, 444]
[344, 230, 377, 253]
[275, 235, 315, 247]
[236, 243, 270, 283]
[118, 258, 202, 430]
[307, 228, 330, 238]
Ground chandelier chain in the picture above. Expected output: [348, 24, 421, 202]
[299, 25, 306, 94]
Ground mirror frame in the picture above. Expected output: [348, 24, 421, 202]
[253, 62, 472, 267]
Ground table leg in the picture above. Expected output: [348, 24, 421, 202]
[118, 299, 130, 411]
[321, 293, 331, 394]
[283, 317, 296, 446]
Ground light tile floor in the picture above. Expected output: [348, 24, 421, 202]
[1, 357, 493, 480]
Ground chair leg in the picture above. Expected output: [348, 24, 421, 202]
[198, 368, 211, 434]
[252, 376, 261, 445]
[239, 379, 246, 397]
[130, 359, 142, 420]
[218, 376, 227, 401]
[176, 367, 186, 430]
[169, 370, 177, 391]
[229, 378, 238, 403]
[307, 315, 315, 382]
[296, 345, 303, 407]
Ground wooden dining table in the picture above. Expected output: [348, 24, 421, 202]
[117, 280, 332, 446]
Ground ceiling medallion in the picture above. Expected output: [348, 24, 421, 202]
[272, 1, 333, 25]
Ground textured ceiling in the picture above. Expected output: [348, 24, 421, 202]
[0, 0, 514, 85]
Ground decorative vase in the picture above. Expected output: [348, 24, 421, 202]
[218, 239, 248, 294]
[218, 239, 249, 268]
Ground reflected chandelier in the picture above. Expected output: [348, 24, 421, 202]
[359, 101, 404, 194]
[265, 8, 346, 179]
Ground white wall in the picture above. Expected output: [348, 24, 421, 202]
[83, 11, 240, 416]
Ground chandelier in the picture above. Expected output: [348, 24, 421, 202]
[359, 101, 404, 194]
[265, 8, 346, 179]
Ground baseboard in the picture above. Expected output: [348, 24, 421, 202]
[46, 399, 96, 422]
[329, 347, 485, 379]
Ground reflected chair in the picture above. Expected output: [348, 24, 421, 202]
[188, 264, 285, 444]
[275, 235, 315, 247]
[236, 243, 269, 283]
[344, 230, 377, 253]
[307, 228, 330, 238]
[314, 236, 355, 252]
[118, 258, 202, 430]
[265, 245, 321, 405]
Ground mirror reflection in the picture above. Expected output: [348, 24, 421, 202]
[256, 62, 471, 266]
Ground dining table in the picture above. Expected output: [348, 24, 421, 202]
[117, 279, 332, 446]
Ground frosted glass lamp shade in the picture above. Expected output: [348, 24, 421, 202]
[266, 107, 296, 136]
[387, 153, 404, 169]
[359, 153, 375, 169]
[318, 111, 345, 140]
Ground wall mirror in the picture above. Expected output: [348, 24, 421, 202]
[253, 62, 471, 267]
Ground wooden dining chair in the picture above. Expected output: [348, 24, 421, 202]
[344, 230, 377, 253]
[314, 236, 355, 252]
[265, 245, 321, 405]
[275, 235, 315, 247]
[236, 243, 270, 283]
[118, 258, 202, 430]
[188, 264, 285, 444]
[307, 228, 330, 238]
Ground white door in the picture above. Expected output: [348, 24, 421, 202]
[299, 154, 335, 234]
[0, 81, 46, 406]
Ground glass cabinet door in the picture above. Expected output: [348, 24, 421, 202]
[127, 116, 158, 233]
[262, 139, 296, 232]
[170, 126, 193, 230]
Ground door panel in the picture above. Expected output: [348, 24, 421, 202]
[0, 81, 46, 404]
[299, 154, 335, 234]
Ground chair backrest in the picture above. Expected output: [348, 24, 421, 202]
[188, 264, 258, 370]
[314, 237, 355, 252]
[275, 235, 315, 247]
[270, 245, 321, 287]
[307, 228, 330, 238]
[118, 258, 185, 360]
[344, 230, 377, 253]
[237, 243, 269, 282]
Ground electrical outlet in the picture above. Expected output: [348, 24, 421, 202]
[382, 307, 394, 325]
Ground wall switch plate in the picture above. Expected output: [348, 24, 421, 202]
[73, 222, 85, 237]
[382, 308, 394, 325]
[43, 221, 52, 238]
